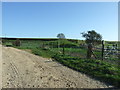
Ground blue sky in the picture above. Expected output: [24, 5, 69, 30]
[2, 2, 118, 41]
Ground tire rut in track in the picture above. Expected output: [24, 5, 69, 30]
[9, 61, 24, 88]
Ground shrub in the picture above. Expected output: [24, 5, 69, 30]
[12, 39, 21, 46]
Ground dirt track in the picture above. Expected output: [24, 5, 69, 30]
[2, 46, 113, 88]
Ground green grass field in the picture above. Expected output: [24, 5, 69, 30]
[53, 54, 120, 87]
[2, 38, 120, 87]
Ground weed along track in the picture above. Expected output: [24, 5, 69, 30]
[2, 46, 113, 88]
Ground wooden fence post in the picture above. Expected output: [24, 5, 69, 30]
[102, 40, 104, 60]
[62, 39, 65, 55]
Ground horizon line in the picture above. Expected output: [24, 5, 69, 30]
[0, 37, 118, 41]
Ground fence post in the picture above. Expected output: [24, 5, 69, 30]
[62, 40, 65, 55]
[102, 40, 104, 60]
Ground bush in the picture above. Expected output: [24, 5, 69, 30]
[12, 39, 21, 46]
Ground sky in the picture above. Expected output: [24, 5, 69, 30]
[2, 2, 118, 41]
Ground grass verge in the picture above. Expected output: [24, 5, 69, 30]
[52, 54, 120, 87]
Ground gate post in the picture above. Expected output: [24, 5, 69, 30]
[102, 40, 104, 60]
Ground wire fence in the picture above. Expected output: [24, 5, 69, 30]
[2, 39, 120, 66]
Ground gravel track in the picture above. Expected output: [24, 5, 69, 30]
[2, 46, 113, 88]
